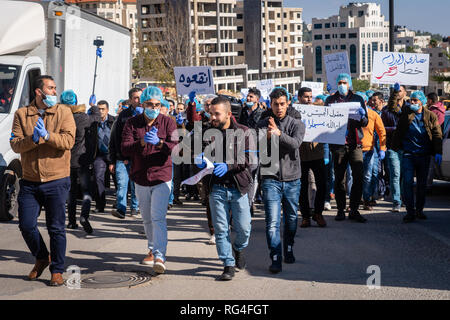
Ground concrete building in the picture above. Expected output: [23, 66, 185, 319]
[312, 2, 389, 83]
[394, 26, 431, 52]
[236, 0, 304, 94]
[138, 0, 248, 92]
[66, 0, 139, 57]
[423, 43, 450, 97]
[303, 42, 314, 81]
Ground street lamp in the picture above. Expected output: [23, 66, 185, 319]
[389, 0, 394, 52]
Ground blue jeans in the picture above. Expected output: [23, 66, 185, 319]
[209, 185, 251, 267]
[18, 177, 71, 274]
[168, 164, 174, 205]
[401, 154, 430, 215]
[362, 150, 376, 201]
[115, 160, 138, 213]
[135, 182, 171, 262]
[387, 150, 402, 206]
[261, 178, 301, 260]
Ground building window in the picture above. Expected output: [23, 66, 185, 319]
[325, 23, 330, 28]
[362, 44, 366, 73]
[340, 34, 346, 39]
[340, 22, 346, 27]
[349, 33, 357, 39]
[314, 35, 322, 40]
[278, 49, 282, 54]
[238, 51, 244, 56]
[368, 44, 371, 72]
[278, 61, 282, 67]
[358, 10, 364, 17]
[237, 26, 243, 32]
[325, 45, 331, 50]
[341, 45, 346, 50]
[314, 24, 323, 29]
[278, 25, 281, 30]
[238, 38, 243, 44]
[325, 34, 330, 39]
[316, 46, 322, 74]
[237, 14, 243, 19]
[285, 49, 288, 54]
[278, 37, 282, 42]
[297, 13, 301, 19]
[385, 43, 388, 51]
[284, 13, 287, 18]
[350, 44, 357, 73]
[284, 37, 287, 42]
[277, 13, 281, 18]
[297, 37, 301, 42]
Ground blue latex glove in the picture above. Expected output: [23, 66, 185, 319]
[135, 106, 144, 115]
[324, 158, 330, 165]
[9, 132, 15, 141]
[188, 91, 196, 103]
[213, 163, 228, 177]
[32, 127, 40, 143]
[358, 107, 366, 117]
[327, 83, 332, 92]
[89, 94, 96, 106]
[394, 83, 400, 92]
[378, 150, 386, 161]
[96, 47, 103, 58]
[35, 118, 48, 138]
[144, 128, 159, 145]
[194, 153, 207, 169]
[176, 113, 184, 125]
[435, 154, 442, 166]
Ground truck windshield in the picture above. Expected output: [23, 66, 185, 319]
[0, 65, 20, 114]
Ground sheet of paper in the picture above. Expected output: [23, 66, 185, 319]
[181, 157, 214, 186]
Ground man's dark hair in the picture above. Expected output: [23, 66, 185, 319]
[371, 92, 384, 101]
[33, 75, 54, 91]
[427, 92, 439, 104]
[211, 96, 231, 112]
[297, 87, 312, 98]
[270, 87, 289, 101]
[248, 88, 261, 98]
[97, 100, 109, 109]
[128, 87, 142, 99]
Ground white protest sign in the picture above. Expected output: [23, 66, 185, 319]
[301, 81, 324, 98]
[181, 157, 214, 186]
[371, 51, 430, 86]
[240, 88, 249, 99]
[324, 52, 351, 91]
[330, 102, 364, 121]
[174, 66, 215, 96]
[293, 104, 349, 145]
[256, 79, 274, 100]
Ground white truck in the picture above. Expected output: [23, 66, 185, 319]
[0, 1, 131, 221]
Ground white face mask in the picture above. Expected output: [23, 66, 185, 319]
[338, 84, 349, 96]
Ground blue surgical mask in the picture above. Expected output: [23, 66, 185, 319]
[41, 90, 57, 107]
[245, 102, 254, 108]
[338, 84, 348, 96]
[410, 104, 420, 113]
[144, 108, 160, 119]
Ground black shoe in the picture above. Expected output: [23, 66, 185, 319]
[185, 194, 192, 201]
[94, 208, 105, 213]
[168, 204, 173, 210]
[112, 210, 125, 219]
[173, 198, 183, 205]
[284, 246, 295, 264]
[335, 211, 346, 221]
[130, 208, 139, 216]
[218, 266, 235, 281]
[233, 248, 246, 270]
[349, 211, 367, 223]
[250, 204, 255, 217]
[416, 211, 427, 220]
[193, 194, 200, 201]
[269, 255, 282, 273]
[80, 217, 93, 234]
[67, 222, 78, 229]
[403, 213, 416, 223]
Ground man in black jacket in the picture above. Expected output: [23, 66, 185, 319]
[257, 87, 305, 274]
[325, 73, 368, 222]
[109, 87, 142, 218]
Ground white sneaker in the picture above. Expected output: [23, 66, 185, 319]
[324, 202, 332, 211]
[208, 235, 216, 245]
[153, 259, 166, 274]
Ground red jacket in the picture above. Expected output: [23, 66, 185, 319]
[429, 102, 446, 126]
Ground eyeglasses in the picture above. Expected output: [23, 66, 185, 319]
[143, 102, 161, 109]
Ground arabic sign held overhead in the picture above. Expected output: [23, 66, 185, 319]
[371, 52, 430, 86]
[301, 81, 324, 99]
[324, 52, 351, 92]
[174, 66, 215, 96]
[292, 104, 349, 145]
[256, 79, 274, 100]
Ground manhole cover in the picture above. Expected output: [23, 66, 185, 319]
[66, 271, 152, 289]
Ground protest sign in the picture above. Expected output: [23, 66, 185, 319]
[293, 104, 349, 145]
[256, 79, 274, 100]
[371, 51, 430, 86]
[301, 81, 324, 98]
[181, 157, 214, 186]
[174, 66, 215, 96]
[330, 102, 363, 121]
[324, 52, 351, 91]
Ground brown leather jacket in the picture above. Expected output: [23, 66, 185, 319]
[10, 100, 76, 183]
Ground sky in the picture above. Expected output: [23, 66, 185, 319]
[284, 0, 449, 36]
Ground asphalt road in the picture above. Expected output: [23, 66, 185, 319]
[1, 182, 449, 300]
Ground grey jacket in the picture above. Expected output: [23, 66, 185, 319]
[257, 113, 305, 182]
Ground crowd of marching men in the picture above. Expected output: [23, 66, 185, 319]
[9, 72, 444, 284]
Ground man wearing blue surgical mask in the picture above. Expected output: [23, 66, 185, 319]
[325, 73, 369, 223]
[239, 88, 264, 129]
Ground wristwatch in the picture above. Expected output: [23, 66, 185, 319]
[157, 139, 164, 147]
[44, 133, 50, 141]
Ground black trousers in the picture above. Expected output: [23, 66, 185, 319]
[68, 167, 92, 223]
[300, 159, 327, 217]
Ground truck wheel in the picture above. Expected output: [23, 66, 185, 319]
[0, 171, 20, 222]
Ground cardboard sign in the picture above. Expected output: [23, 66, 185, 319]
[371, 51, 430, 86]
[256, 79, 274, 100]
[174, 66, 215, 96]
[324, 52, 351, 91]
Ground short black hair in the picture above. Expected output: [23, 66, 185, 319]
[427, 92, 439, 103]
[97, 100, 109, 109]
[298, 87, 312, 98]
[270, 87, 289, 101]
[371, 92, 384, 101]
[33, 75, 54, 91]
[128, 87, 142, 99]
[248, 88, 261, 98]
[211, 96, 231, 112]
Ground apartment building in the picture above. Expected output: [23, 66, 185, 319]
[312, 2, 389, 83]
[138, 0, 248, 92]
[236, 0, 304, 94]
[66, 0, 138, 57]
[394, 26, 431, 52]
[423, 43, 450, 96]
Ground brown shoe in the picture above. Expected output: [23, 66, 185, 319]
[300, 217, 311, 228]
[312, 213, 327, 227]
[49, 273, 64, 286]
[153, 258, 166, 274]
[28, 256, 50, 281]
[141, 250, 154, 266]
[363, 201, 373, 211]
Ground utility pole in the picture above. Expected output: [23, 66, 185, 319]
[389, 0, 394, 52]
[193, 0, 200, 66]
